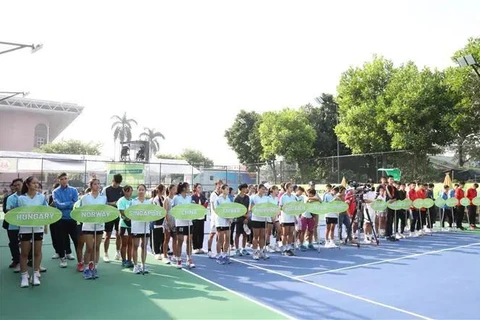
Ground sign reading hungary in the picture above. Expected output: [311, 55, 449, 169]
[5, 206, 62, 226]
[282, 202, 307, 216]
[71, 204, 119, 223]
[125, 204, 166, 222]
[170, 203, 206, 220]
[215, 202, 247, 219]
[252, 202, 278, 217]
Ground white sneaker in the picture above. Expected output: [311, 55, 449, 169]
[52, 253, 60, 259]
[395, 233, 402, 240]
[253, 251, 260, 260]
[187, 259, 195, 268]
[208, 251, 216, 259]
[263, 251, 270, 260]
[66, 253, 75, 260]
[60, 258, 67, 268]
[103, 254, 110, 263]
[20, 273, 29, 288]
[142, 265, 149, 273]
[363, 238, 372, 244]
[133, 265, 141, 274]
[193, 249, 201, 254]
[31, 273, 41, 286]
[34, 270, 41, 279]
[162, 256, 171, 264]
[115, 251, 121, 260]
[330, 241, 338, 248]
[13, 264, 21, 273]
[154, 254, 161, 260]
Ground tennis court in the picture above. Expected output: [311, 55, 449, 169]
[1, 225, 479, 319]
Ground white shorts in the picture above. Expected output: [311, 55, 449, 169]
[210, 222, 216, 234]
[364, 210, 376, 226]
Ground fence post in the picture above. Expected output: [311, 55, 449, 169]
[40, 158, 44, 186]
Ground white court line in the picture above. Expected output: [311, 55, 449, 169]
[296, 242, 480, 279]
[182, 268, 296, 320]
[231, 257, 434, 320]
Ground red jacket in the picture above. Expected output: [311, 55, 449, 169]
[466, 188, 477, 206]
[345, 190, 356, 216]
[408, 189, 417, 210]
[416, 189, 426, 211]
[455, 188, 465, 207]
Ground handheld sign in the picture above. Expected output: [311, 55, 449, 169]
[413, 199, 426, 209]
[446, 198, 458, 207]
[252, 202, 278, 217]
[423, 198, 435, 209]
[435, 198, 446, 208]
[473, 197, 480, 206]
[329, 200, 349, 213]
[306, 202, 329, 215]
[402, 199, 412, 210]
[216, 202, 247, 219]
[5, 206, 62, 226]
[282, 202, 307, 216]
[125, 204, 166, 222]
[460, 197, 470, 207]
[371, 200, 387, 212]
[387, 200, 404, 211]
[170, 203, 206, 220]
[71, 204, 119, 223]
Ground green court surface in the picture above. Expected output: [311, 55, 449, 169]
[0, 228, 285, 320]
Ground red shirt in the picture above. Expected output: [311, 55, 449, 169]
[455, 188, 465, 207]
[345, 190, 356, 216]
[466, 188, 477, 205]
[416, 189, 426, 211]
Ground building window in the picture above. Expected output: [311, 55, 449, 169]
[34, 123, 48, 148]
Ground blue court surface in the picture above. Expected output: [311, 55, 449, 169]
[190, 231, 480, 320]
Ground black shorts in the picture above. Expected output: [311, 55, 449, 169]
[105, 217, 120, 233]
[251, 220, 266, 229]
[19, 233, 43, 242]
[153, 218, 165, 226]
[281, 222, 295, 227]
[326, 217, 338, 225]
[216, 226, 230, 232]
[76, 223, 83, 235]
[120, 227, 131, 236]
[132, 233, 150, 238]
[176, 226, 192, 236]
[83, 231, 104, 235]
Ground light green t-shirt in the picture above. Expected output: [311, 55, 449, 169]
[117, 196, 133, 228]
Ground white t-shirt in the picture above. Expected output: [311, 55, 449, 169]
[209, 191, 220, 226]
[215, 194, 231, 227]
[279, 193, 297, 223]
[131, 198, 150, 234]
[324, 193, 338, 219]
[17, 193, 48, 234]
[251, 194, 270, 222]
[363, 191, 377, 214]
[81, 193, 107, 232]
[172, 194, 193, 227]
[268, 195, 279, 222]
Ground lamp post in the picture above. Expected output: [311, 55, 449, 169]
[0, 41, 43, 56]
[0, 91, 29, 102]
[315, 95, 341, 184]
[456, 54, 480, 77]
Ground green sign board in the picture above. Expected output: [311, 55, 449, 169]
[460, 197, 470, 207]
[446, 198, 458, 207]
[413, 199, 434, 209]
[329, 200, 349, 214]
[252, 202, 278, 217]
[435, 198, 446, 208]
[473, 197, 480, 206]
[282, 202, 306, 216]
[170, 203, 207, 220]
[387, 200, 404, 211]
[306, 202, 329, 214]
[215, 202, 247, 219]
[106, 163, 145, 188]
[5, 206, 62, 226]
[125, 204, 166, 222]
[371, 200, 387, 211]
[402, 199, 412, 210]
[423, 198, 434, 209]
[71, 204, 119, 223]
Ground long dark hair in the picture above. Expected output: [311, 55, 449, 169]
[166, 184, 176, 197]
[21, 176, 35, 195]
[177, 182, 188, 195]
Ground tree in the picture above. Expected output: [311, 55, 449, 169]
[139, 127, 165, 158]
[181, 149, 214, 167]
[225, 110, 264, 171]
[111, 112, 138, 143]
[35, 140, 102, 155]
[156, 153, 183, 160]
[445, 37, 480, 166]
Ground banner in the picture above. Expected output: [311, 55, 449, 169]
[215, 203, 247, 219]
[106, 163, 145, 187]
[387, 200, 405, 211]
[282, 202, 307, 216]
[125, 204, 166, 222]
[252, 202, 278, 217]
[0, 158, 18, 173]
[5, 206, 62, 226]
[371, 200, 387, 211]
[71, 204, 119, 223]
[170, 203, 207, 220]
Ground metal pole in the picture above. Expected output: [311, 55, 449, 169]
[471, 65, 480, 78]
[336, 103, 340, 184]
[40, 158, 44, 187]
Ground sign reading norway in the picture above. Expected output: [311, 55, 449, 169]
[282, 202, 307, 216]
[5, 206, 62, 226]
[216, 203, 248, 219]
[252, 202, 278, 217]
[170, 203, 207, 220]
[125, 204, 166, 222]
[71, 204, 119, 223]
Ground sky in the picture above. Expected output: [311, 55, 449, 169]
[1, 0, 479, 164]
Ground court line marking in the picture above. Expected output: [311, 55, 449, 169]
[230, 258, 434, 320]
[182, 268, 296, 320]
[295, 242, 480, 279]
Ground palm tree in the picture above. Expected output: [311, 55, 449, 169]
[139, 127, 165, 158]
[111, 112, 138, 143]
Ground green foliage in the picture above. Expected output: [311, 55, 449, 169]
[156, 153, 183, 160]
[181, 149, 214, 168]
[139, 127, 165, 157]
[111, 112, 137, 143]
[35, 140, 101, 155]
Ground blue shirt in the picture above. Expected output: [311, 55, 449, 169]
[53, 185, 79, 219]
[5, 193, 20, 230]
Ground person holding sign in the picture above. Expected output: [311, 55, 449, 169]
[279, 183, 298, 256]
[249, 184, 270, 260]
[214, 184, 233, 264]
[117, 185, 134, 268]
[131, 185, 151, 274]
[172, 182, 195, 269]
[162, 184, 177, 265]
[268, 186, 282, 252]
[207, 180, 222, 259]
[80, 179, 107, 279]
[5, 178, 23, 272]
[233, 183, 250, 257]
[324, 187, 339, 248]
[466, 183, 478, 230]
[17, 177, 48, 288]
[439, 185, 453, 230]
[454, 182, 466, 230]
